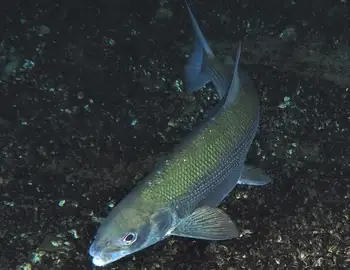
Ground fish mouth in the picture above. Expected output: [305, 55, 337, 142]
[92, 255, 112, 267]
[88, 242, 101, 259]
[89, 242, 126, 266]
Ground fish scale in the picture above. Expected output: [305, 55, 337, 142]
[139, 82, 259, 217]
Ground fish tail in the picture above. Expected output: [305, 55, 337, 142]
[183, 0, 241, 101]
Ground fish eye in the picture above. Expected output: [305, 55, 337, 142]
[122, 232, 137, 245]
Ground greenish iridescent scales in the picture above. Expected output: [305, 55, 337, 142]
[139, 79, 259, 216]
[89, 0, 271, 267]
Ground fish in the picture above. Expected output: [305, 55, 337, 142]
[88, 0, 272, 266]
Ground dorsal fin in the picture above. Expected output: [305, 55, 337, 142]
[223, 42, 241, 109]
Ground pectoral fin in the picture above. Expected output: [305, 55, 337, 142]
[238, 165, 272, 186]
[171, 206, 239, 240]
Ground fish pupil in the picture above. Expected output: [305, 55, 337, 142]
[124, 233, 135, 242]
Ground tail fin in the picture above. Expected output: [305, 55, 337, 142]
[183, 0, 241, 103]
[183, 0, 214, 93]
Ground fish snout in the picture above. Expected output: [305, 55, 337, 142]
[89, 241, 126, 266]
[89, 243, 111, 267]
[92, 256, 110, 267]
[88, 242, 99, 257]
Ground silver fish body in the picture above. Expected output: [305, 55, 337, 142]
[89, 1, 271, 266]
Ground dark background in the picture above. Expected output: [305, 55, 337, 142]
[0, 0, 349, 269]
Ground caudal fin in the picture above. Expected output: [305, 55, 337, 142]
[183, 0, 241, 102]
[183, 0, 214, 93]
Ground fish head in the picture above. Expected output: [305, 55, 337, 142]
[89, 203, 174, 266]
